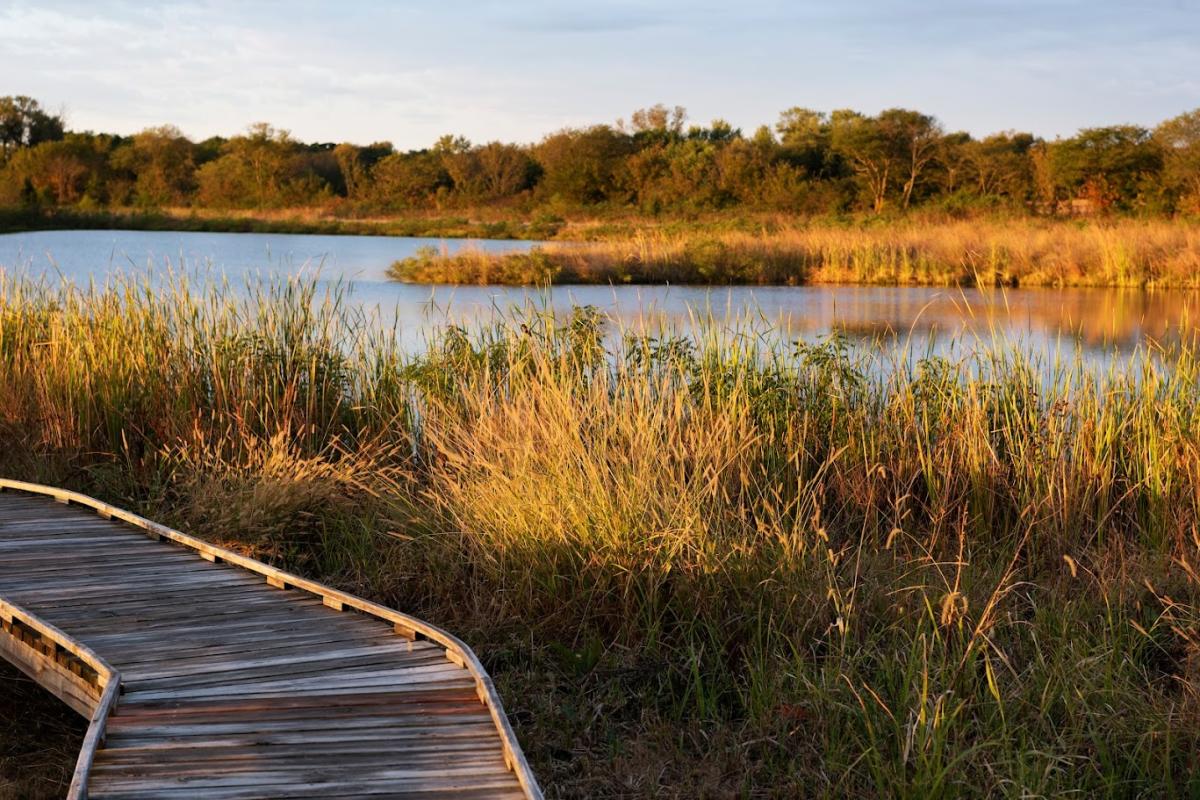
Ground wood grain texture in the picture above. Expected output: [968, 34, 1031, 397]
[0, 482, 542, 800]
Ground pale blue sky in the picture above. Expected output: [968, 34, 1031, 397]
[3, 1, 1198, 148]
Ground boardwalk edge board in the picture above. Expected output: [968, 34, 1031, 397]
[0, 479, 543, 800]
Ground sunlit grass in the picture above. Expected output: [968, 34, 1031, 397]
[3, 272, 1200, 796]
[390, 218, 1200, 288]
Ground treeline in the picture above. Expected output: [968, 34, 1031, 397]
[2, 96, 1199, 217]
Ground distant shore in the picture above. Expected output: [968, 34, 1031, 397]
[0, 207, 561, 240]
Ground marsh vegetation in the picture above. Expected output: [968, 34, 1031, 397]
[3, 274, 1200, 796]
[389, 218, 1200, 287]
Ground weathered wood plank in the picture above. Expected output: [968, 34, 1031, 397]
[0, 483, 541, 799]
[86, 779, 529, 800]
[102, 716, 500, 745]
[126, 644, 448, 685]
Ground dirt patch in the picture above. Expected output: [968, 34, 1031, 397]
[0, 660, 84, 800]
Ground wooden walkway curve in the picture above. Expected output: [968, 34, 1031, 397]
[0, 480, 542, 800]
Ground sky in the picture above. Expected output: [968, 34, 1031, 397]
[3, 0, 1198, 149]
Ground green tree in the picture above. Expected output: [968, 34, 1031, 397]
[775, 108, 834, 178]
[829, 110, 894, 212]
[369, 150, 448, 209]
[712, 136, 782, 207]
[333, 141, 392, 200]
[1154, 109, 1200, 211]
[433, 136, 482, 199]
[623, 141, 672, 212]
[3, 135, 109, 205]
[878, 108, 943, 209]
[110, 125, 197, 207]
[431, 135, 535, 201]
[624, 104, 687, 138]
[827, 109, 944, 211]
[1029, 141, 1059, 213]
[776, 107, 825, 147]
[963, 132, 1036, 200]
[936, 131, 973, 195]
[686, 119, 740, 143]
[534, 126, 632, 205]
[195, 123, 324, 208]
[661, 138, 728, 209]
[1049, 126, 1161, 211]
[0, 96, 64, 159]
[475, 142, 536, 199]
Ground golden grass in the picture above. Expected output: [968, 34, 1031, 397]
[390, 218, 1200, 287]
[4, 274, 1200, 795]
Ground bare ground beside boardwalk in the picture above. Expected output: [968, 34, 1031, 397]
[0, 661, 83, 799]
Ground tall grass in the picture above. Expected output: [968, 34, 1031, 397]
[390, 218, 1200, 288]
[3, 272, 1200, 796]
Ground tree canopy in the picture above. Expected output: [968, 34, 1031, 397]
[3, 97, 1199, 217]
[0, 96, 64, 157]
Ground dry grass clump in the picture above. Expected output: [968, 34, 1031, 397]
[395, 320, 1200, 795]
[390, 218, 1200, 287]
[389, 245, 562, 284]
[5, 274, 1200, 795]
[160, 432, 407, 561]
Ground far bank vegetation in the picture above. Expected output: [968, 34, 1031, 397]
[3, 97, 1200, 223]
[390, 219, 1200, 288]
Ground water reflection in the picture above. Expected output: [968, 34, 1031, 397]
[383, 284, 1200, 357]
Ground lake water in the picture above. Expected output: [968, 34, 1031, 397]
[2, 229, 1199, 359]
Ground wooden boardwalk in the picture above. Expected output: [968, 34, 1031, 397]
[0, 481, 541, 799]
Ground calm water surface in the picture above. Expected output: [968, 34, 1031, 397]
[2, 229, 1198, 359]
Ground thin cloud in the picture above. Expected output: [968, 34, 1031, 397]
[1, 0, 1196, 146]
[510, 9, 667, 33]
